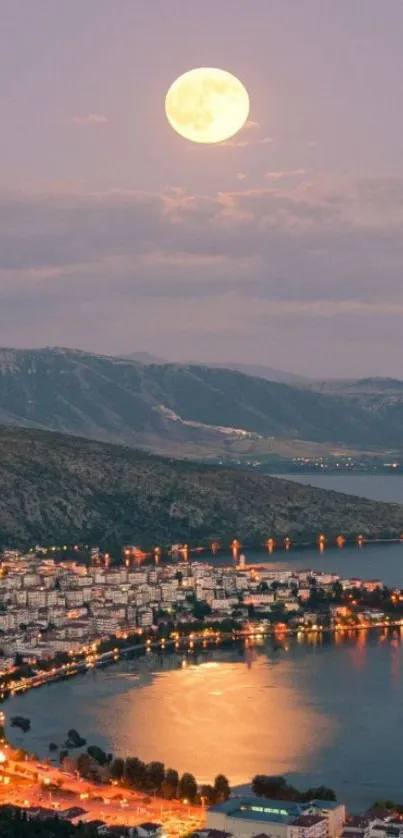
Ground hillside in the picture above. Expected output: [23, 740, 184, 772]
[191, 360, 309, 384]
[122, 351, 308, 383]
[0, 347, 399, 455]
[0, 426, 401, 547]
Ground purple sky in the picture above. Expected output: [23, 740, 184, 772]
[1, 0, 403, 377]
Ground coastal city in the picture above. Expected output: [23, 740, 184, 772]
[1, 547, 403, 834]
[0, 546, 401, 669]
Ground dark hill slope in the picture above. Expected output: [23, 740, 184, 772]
[0, 427, 401, 547]
[0, 347, 396, 450]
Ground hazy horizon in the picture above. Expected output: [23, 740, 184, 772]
[2, 1, 403, 377]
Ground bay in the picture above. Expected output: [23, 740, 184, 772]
[5, 475, 403, 813]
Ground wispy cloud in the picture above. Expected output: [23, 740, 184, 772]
[244, 119, 260, 131]
[62, 113, 108, 127]
[236, 172, 247, 181]
[219, 135, 273, 149]
[266, 168, 309, 180]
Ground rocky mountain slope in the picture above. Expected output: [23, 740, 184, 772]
[0, 426, 402, 547]
[0, 347, 399, 453]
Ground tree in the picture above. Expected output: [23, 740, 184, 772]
[146, 761, 165, 791]
[252, 775, 296, 800]
[161, 768, 179, 800]
[214, 774, 230, 801]
[193, 601, 212, 620]
[87, 745, 108, 766]
[77, 752, 92, 779]
[124, 756, 147, 788]
[200, 784, 217, 805]
[332, 581, 343, 601]
[110, 757, 125, 781]
[301, 785, 336, 802]
[179, 772, 198, 802]
[67, 729, 86, 748]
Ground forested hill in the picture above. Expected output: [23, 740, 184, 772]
[0, 426, 401, 547]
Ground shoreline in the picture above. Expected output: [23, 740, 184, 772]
[2, 618, 403, 702]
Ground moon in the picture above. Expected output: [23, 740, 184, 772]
[165, 67, 250, 145]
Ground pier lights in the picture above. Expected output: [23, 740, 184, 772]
[154, 546, 162, 564]
[336, 535, 346, 549]
[318, 533, 327, 553]
[231, 539, 241, 560]
[266, 538, 276, 554]
[104, 553, 111, 568]
[357, 534, 365, 548]
[211, 541, 220, 555]
[284, 537, 292, 551]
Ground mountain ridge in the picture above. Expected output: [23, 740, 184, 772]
[0, 347, 402, 455]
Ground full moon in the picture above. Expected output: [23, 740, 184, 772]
[165, 67, 250, 144]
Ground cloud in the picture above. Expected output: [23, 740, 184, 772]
[1, 175, 403, 373]
[266, 169, 309, 180]
[219, 135, 273, 148]
[236, 173, 247, 181]
[244, 120, 260, 130]
[62, 113, 108, 126]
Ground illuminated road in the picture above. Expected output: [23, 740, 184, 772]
[0, 746, 205, 834]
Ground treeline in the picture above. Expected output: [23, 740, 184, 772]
[76, 747, 230, 804]
[252, 775, 336, 802]
[372, 800, 403, 814]
[0, 807, 98, 837]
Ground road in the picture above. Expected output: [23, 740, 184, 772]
[0, 746, 205, 834]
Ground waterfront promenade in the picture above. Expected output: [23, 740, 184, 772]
[3, 618, 403, 699]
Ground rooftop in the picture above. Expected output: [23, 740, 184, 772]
[309, 801, 342, 811]
[209, 797, 302, 823]
[291, 816, 326, 827]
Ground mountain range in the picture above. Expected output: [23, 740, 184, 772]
[0, 426, 401, 547]
[124, 352, 308, 384]
[0, 347, 402, 457]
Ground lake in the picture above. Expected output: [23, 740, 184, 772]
[274, 473, 403, 504]
[5, 475, 403, 812]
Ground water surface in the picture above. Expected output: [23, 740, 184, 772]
[6, 475, 403, 811]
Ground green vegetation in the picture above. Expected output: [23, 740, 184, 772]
[252, 775, 336, 802]
[10, 716, 31, 732]
[66, 730, 86, 749]
[0, 808, 98, 837]
[372, 800, 403, 813]
[74, 744, 230, 804]
[0, 426, 402, 548]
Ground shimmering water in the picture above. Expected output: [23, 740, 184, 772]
[6, 633, 403, 812]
